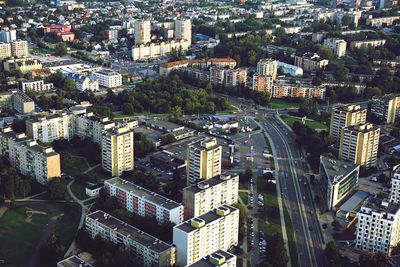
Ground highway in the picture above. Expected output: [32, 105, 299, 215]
[259, 114, 327, 267]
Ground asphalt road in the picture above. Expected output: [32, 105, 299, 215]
[260, 115, 327, 267]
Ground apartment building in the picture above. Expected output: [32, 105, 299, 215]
[0, 42, 11, 60]
[74, 112, 115, 144]
[86, 210, 176, 267]
[277, 61, 303, 76]
[272, 83, 326, 100]
[134, 20, 151, 45]
[209, 67, 247, 87]
[390, 166, 400, 204]
[11, 89, 35, 114]
[0, 128, 61, 185]
[355, 198, 400, 255]
[104, 177, 184, 224]
[159, 58, 236, 76]
[366, 15, 400, 27]
[20, 80, 54, 92]
[173, 205, 239, 266]
[188, 250, 236, 267]
[182, 173, 239, 218]
[0, 29, 16, 43]
[323, 38, 347, 58]
[0, 92, 12, 110]
[65, 73, 99, 92]
[3, 57, 42, 73]
[256, 58, 277, 80]
[102, 126, 134, 177]
[94, 70, 122, 88]
[44, 25, 75, 42]
[319, 156, 360, 211]
[329, 104, 367, 142]
[294, 52, 329, 72]
[175, 19, 192, 45]
[132, 40, 190, 61]
[11, 40, 29, 58]
[187, 137, 222, 186]
[252, 74, 273, 93]
[371, 94, 400, 124]
[339, 123, 380, 168]
[26, 112, 73, 143]
[350, 39, 386, 50]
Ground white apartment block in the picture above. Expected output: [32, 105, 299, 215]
[182, 173, 239, 218]
[86, 210, 176, 267]
[356, 198, 400, 255]
[390, 166, 400, 204]
[11, 40, 29, 58]
[0, 128, 61, 185]
[26, 112, 74, 143]
[173, 205, 239, 266]
[175, 19, 192, 45]
[134, 20, 151, 45]
[187, 137, 222, 186]
[132, 40, 190, 61]
[104, 177, 184, 224]
[188, 250, 236, 267]
[323, 38, 347, 58]
[101, 127, 134, 177]
[94, 70, 122, 88]
[257, 58, 277, 80]
[20, 80, 54, 92]
[74, 112, 115, 144]
[0, 42, 11, 60]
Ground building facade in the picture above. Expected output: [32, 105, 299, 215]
[339, 123, 380, 168]
[323, 38, 347, 58]
[188, 250, 236, 267]
[0, 42, 11, 59]
[252, 74, 273, 93]
[11, 40, 29, 58]
[329, 104, 367, 142]
[371, 94, 400, 124]
[173, 205, 239, 266]
[175, 19, 192, 45]
[94, 70, 122, 88]
[74, 112, 115, 144]
[102, 127, 134, 177]
[182, 173, 239, 218]
[272, 83, 326, 100]
[134, 20, 151, 45]
[86, 210, 176, 267]
[26, 113, 74, 143]
[294, 52, 329, 72]
[187, 137, 222, 185]
[104, 177, 184, 224]
[256, 58, 277, 80]
[20, 80, 54, 92]
[390, 166, 400, 204]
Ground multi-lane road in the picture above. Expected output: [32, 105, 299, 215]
[259, 114, 326, 267]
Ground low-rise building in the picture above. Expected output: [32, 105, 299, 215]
[94, 70, 122, 88]
[85, 183, 103, 197]
[0, 127, 61, 185]
[350, 39, 386, 50]
[182, 173, 239, 218]
[366, 15, 400, 27]
[3, 57, 42, 73]
[57, 255, 93, 267]
[272, 83, 326, 100]
[173, 205, 239, 266]
[105, 177, 184, 224]
[371, 94, 400, 124]
[319, 156, 360, 211]
[86, 210, 176, 267]
[20, 80, 54, 92]
[294, 52, 329, 72]
[65, 73, 99, 92]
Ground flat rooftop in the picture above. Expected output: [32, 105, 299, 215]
[339, 190, 369, 213]
[86, 210, 173, 253]
[57, 255, 93, 267]
[183, 173, 238, 194]
[320, 156, 359, 184]
[95, 70, 120, 76]
[175, 205, 237, 234]
[188, 250, 236, 267]
[105, 177, 182, 210]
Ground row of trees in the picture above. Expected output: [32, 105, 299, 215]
[0, 157, 31, 199]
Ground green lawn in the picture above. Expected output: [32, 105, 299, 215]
[281, 114, 327, 130]
[62, 151, 90, 177]
[239, 191, 248, 205]
[0, 205, 51, 265]
[283, 204, 299, 267]
[70, 182, 87, 200]
[269, 99, 299, 109]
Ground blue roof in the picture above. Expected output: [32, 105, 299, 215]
[65, 73, 97, 84]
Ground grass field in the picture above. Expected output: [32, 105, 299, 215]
[0, 205, 51, 265]
[284, 204, 299, 267]
[281, 114, 327, 130]
[239, 191, 249, 205]
[62, 150, 90, 177]
[269, 99, 299, 109]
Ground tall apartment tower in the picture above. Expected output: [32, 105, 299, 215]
[329, 104, 367, 142]
[134, 20, 151, 45]
[371, 94, 400, 124]
[390, 166, 400, 204]
[186, 137, 222, 186]
[101, 126, 134, 177]
[11, 40, 28, 57]
[173, 205, 239, 266]
[339, 123, 380, 168]
[0, 42, 11, 60]
[175, 19, 192, 45]
[256, 58, 277, 80]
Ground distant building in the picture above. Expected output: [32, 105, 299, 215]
[65, 73, 99, 92]
[93, 70, 122, 88]
[134, 20, 151, 45]
[101, 126, 134, 177]
[74, 112, 115, 144]
[26, 112, 73, 143]
[44, 25, 75, 42]
[175, 19, 192, 45]
[86, 210, 176, 267]
[182, 173, 239, 218]
[355, 198, 400, 255]
[104, 177, 184, 224]
[173, 205, 239, 266]
[187, 137, 222, 185]
[20, 80, 54, 92]
[272, 83, 325, 100]
[11, 89, 35, 114]
[0, 42, 11, 59]
[366, 15, 400, 27]
[11, 40, 29, 58]
[294, 52, 329, 72]
[0, 128, 61, 185]
[0, 29, 17, 43]
[371, 94, 400, 124]
[159, 58, 236, 76]
[350, 39, 386, 50]
[323, 38, 347, 58]
[257, 58, 277, 80]
[329, 104, 367, 142]
[339, 123, 380, 168]
[132, 40, 191, 61]
[209, 67, 247, 87]
[390, 166, 400, 204]
[319, 156, 360, 211]
[57, 255, 93, 267]
[3, 57, 42, 73]
[188, 250, 237, 267]
[252, 74, 273, 93]
[277, 61, 303, 76]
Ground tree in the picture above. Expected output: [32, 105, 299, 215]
[54, 42, 68, 56]
[161, 134, 176, 145]
[359, 253, 386, 267]
[266, 233, 289, 267]
[325, 241, 341, 267]
[47, 177, 66, 200]
[240, 168, 252, 183]
[63, 78, 76, 91]
[365, 87, 382, 99]
[122, 103, 135, 115]
[60, 152, 73, 171]
[38, 234, 65, 267]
